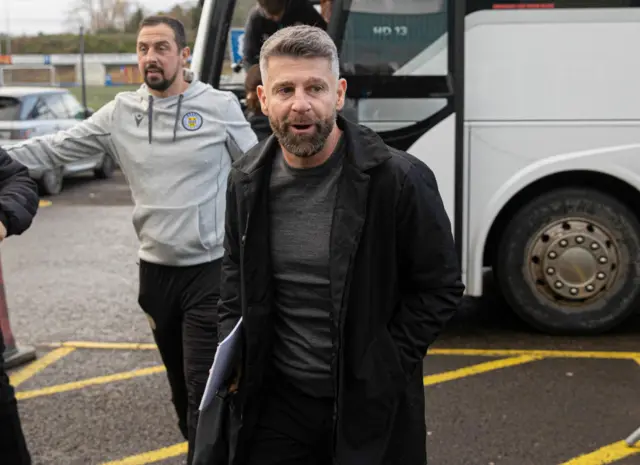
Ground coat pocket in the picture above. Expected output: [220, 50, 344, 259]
[356, 328, 407, 400]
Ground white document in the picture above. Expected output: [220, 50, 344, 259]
[199, 317, 243, 411]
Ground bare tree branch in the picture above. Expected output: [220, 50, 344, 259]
[66, 0, 137, 32]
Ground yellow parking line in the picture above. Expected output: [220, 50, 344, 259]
[428, 348, 640, 360]
[39, 343, 639, 360]
[559, 440, 640, 464]
[100, 356, 539, 464]
[39, 199, 52, 207]
[43, 341, 158, 350]
[16, 365, 165, 401]
[423, 355, 541, 386]
[100, 442, 187, 465]
[9, 347, 75, 387]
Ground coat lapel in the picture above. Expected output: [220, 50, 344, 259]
[329, 116, 391, 318]
[236, 135, 278, 233]
[235, 136, 277, 305]
[329, 163, 369, 317]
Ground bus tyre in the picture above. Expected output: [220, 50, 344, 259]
[495, 187, 640, 334]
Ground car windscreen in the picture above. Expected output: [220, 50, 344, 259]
[0, 97, 22, 121]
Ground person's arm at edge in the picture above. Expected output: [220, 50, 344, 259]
[3, 100, 117, 171]
[301, 0, 328, 29]
[0, 148, 39, 239]
[224, 92, 259, 153]
[388, 159, 465, 377]
[242, 9, 262, 71]
[218, 169, 243, 390]
[218, 170, 243, 342]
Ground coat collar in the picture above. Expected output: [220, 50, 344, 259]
[233, 114, 392, 178]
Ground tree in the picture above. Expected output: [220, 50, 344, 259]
[191, 3, 203, 30]
[125, 7, 146, 33]
[49, 1, 204, 37]
[67, 0, 137, 33]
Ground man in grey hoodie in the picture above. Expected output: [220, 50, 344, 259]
[3, 16, 258, 464]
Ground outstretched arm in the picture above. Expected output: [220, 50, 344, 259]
[242, 9, 262, 71]
[4, 100, 117, 170]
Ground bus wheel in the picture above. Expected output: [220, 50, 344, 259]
[495, 187, 640, 334]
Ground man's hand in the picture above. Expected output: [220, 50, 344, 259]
[229, 364, 242, 393]
[207, 363, 241, 393]
[0, 221, 7, 242]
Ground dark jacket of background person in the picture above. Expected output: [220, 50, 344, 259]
[0, 147, 39, 465]
[0, 149, 39, 237]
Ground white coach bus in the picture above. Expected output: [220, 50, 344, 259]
[191, 0, 640, 335]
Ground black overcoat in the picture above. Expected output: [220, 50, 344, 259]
[217, 115, 465, 465]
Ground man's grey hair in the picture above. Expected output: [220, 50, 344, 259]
[259, 25, 340, 81]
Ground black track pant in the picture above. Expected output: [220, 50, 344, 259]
[138, 258, 221, 465]
[0, 330, 31, 465]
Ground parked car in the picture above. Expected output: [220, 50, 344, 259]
[0, 86, 116, 195]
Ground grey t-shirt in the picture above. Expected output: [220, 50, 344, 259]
[269, 136, 345, 398]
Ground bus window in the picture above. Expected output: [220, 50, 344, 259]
[334, 0, 452, 132]
[339, 0, 448, 75]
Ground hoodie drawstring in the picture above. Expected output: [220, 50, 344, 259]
[148, 95, 154, 144]
[173, 94, 184, 142]
[147, 93, 184, 144]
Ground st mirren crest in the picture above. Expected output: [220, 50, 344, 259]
[182, 111, 203, 131]
[134, 113, 144, 127]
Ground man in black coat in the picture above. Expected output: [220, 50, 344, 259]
[0, 149, 40, 465]
[218, 25, 464, 465]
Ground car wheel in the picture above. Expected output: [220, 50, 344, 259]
[494, 187, 640, 334]
[38, 168, 63, 196]
[94, 154, 115, 179]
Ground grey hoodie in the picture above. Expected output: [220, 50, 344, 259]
[4, 80, 258, 266]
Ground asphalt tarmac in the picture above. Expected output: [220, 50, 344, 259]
[4, 171, 640, 465]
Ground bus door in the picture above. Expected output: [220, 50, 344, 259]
[192, 0, 465, 257]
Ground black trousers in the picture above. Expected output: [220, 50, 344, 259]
[0, 330, 31, 465]
[245, 374, 334, 465]
[138, 258, 221, 465]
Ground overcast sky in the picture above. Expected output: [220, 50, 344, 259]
[4, 0, 191, 36]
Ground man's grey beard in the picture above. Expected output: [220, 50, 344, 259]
[270, 110, 336, 158]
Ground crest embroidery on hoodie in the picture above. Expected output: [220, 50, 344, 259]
[182, 112, 203, 131]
